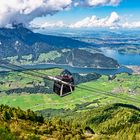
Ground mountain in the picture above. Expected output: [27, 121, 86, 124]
[0, 25, 91, 59]
[49, 49, 119, 68]
[0, 25, 119, 68]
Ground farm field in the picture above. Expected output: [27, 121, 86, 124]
[0, 68, 140, 111]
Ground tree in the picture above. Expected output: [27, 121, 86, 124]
[2, 110, 11, 121]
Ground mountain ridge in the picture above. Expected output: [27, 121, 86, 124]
[0, 25, 119, 68]
[0, 25, 91, 58]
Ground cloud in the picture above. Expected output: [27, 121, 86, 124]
[69, 12, 140, 29]
[42, 21, 65, 28]
[30, 11, 140, 29]
[73, 0, 122, 7]
[84, 0, 121, 6]
[2, 0, 139, 29]
[122, 21, 140, 29]
[31, 21, 66, 28]
[69, 12, 120, 29]
[0, 0, 72, 27]
[0, 0, 123, 28]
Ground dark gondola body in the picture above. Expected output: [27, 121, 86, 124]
[53, 70, 75, 96]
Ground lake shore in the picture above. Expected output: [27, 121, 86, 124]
[126, 66, 140, 74]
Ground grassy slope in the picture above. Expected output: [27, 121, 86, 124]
[0, 68, 139, 111]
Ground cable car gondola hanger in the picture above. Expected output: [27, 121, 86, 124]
[53, 70, 75, 97]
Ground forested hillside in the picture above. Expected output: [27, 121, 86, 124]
[0, 103, 139, 140]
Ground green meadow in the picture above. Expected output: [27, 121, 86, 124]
[0, 68, 139, 111]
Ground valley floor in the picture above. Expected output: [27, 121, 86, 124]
[0, 69, 139, 111]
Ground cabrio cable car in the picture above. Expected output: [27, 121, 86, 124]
[53, 70, 75, 97]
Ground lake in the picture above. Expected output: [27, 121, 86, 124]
[0, 48, 136, 75]
[25, 64, 133, 75]
[101, 48, 140, 66]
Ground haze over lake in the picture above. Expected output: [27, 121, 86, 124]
[101, 48, 140, 66]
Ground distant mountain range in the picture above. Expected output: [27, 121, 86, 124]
[0, 25, 119, 68]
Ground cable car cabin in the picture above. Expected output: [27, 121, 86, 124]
[53, 70, 75, 97]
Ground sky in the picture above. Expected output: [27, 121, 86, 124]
[35, 0, 140, 23]
[0, 0, 140, 29]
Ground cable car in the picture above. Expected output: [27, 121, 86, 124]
[53, 70, 75, 97]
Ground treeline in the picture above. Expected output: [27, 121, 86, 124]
[0, 104, 44, 122]
[5, 86, 52, 95]
[0, 105, 85, 140]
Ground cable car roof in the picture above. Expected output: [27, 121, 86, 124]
[60, 69, 72, 76]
